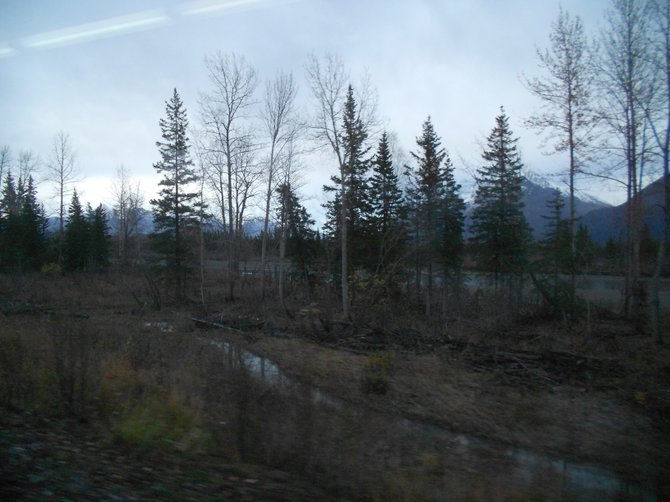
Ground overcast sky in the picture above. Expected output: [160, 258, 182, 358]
[0, 0, 616, 223]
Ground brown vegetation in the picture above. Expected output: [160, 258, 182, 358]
[1, 270, 669, 500]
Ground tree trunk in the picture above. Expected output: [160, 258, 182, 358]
[425, 261, 432, 317]
[279, 222, 287, 308]
[259, 143, 276, 300]
[341, 176, 349, 319]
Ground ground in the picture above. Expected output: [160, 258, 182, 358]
[1, 272, 669, 500]
[0, 407, 329, 500]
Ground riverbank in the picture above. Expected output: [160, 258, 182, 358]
[1, 272, 669, 499]
[209, 305, 670, 499]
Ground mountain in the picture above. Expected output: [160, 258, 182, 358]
[464, 176, 611, 239]
[521, 178, 609, 239]
[47, 206, 155, 236]
[580, 177, 667, 244]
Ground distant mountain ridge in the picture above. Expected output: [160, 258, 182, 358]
[521, 177, 610, 239]
[580, 177, 667, 244]
[464, 175, 612, 239]
[45, 177, 665, 245]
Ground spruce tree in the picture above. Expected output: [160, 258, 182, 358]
[0, 172, 20, 270]
[0, 173, 46, 271]
[406, 117, 464, 314]
[87, 204, 110, 270]
[18, 176, 46, 270]
[368, 132, 406, 272]
[541, 190, 570, 275]
[276, 182, 316, 273]
[150, 88, 200, 300]
[440, 155, 465, 278]
[63, 190, 89, 271]
[470, 107, 530, 292]
[322, 85, 370, 310]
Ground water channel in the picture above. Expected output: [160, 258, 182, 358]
[200, 334, 658, 500]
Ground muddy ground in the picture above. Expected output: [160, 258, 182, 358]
[1, 273, 669, 499]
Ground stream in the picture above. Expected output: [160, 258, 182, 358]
[201, 334, 658, 500]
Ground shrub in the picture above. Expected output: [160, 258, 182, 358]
[41, 262, 62, 275]
[362, 351, 396, 395]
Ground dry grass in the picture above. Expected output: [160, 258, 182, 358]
[243, 316, 670, 489]
[2, 270, 669, 499]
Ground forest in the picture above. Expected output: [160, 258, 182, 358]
[1, 0, 670, 500]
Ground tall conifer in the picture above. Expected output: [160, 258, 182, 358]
[470, 107, 530, 291]
[368, 132, 406, 272]
[150, 88, 200, 300]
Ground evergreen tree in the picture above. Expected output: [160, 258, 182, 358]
[87, 203, 110, 270]
[18, 176, 46, 270]
[440, 155, 466, 277]
[1, 171, 20, 216]
[368, 132, 406, 272]
[575, 223, 595, 271]
[541, 190, 571, 275]
[406, 117, 465, 314]
[0, 172, 20, 270]
[322, 85, 371, 306]
[0, 173, 46, 271]
[63, 190, 89, 271]
[470, 107, 530, 291]
[150, 88, 200, 300]
[276, 182, 316, 275]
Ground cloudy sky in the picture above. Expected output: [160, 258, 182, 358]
[0, 0, 615, 223]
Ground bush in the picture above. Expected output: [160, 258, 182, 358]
[41, 262, 62, 275]
[362, 351, 396, 395]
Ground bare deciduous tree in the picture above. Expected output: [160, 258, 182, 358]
[16, 150, 40, 187]
[47, 132, 79, 261]
[276, 139, 303, 307]
[596, 0, 657, 318]
[111, 165, 143, 263]
[259, 70, 299, 298]
[200, 52, 258, 300]
[232, 136, 262, 235]
[646, 0, 670, 344]
[306, 53, 377, 318]
[200, 52, 258, 236]
[524, 7, 595, 314]
[0, 146, 11, 184]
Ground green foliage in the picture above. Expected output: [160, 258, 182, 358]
[0, 173, 47, 271]
[404, 117, 465, 313]
[470, 108, 530, 286]
[276, 182, 317, 278]
[41, 262, 62, 275]
[114, 391, 209, 454]
[575, 223, 595, 270]
[540, 190, 571, 272]
[323, 85, 372, 269]
[362, 351, 396, 395]
[406, 117, 465, 272]
[367, 132, 407, 271]
[87, 203, 111, 270]
[63, 190, 90, 271]
[149, 88, 202, 300]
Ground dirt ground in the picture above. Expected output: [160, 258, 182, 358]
[217, 304, 670, 498]
[2, 273, 670, 499]
[0, 407, 331, 501]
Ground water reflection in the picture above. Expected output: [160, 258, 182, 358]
[201, 334, 657, 500]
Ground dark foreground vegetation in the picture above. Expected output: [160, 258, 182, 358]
[1, 269, 669, 500]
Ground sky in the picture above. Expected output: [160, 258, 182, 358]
[0, 0, 616, 225]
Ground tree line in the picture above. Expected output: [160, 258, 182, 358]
[1, 0, 668, 342]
